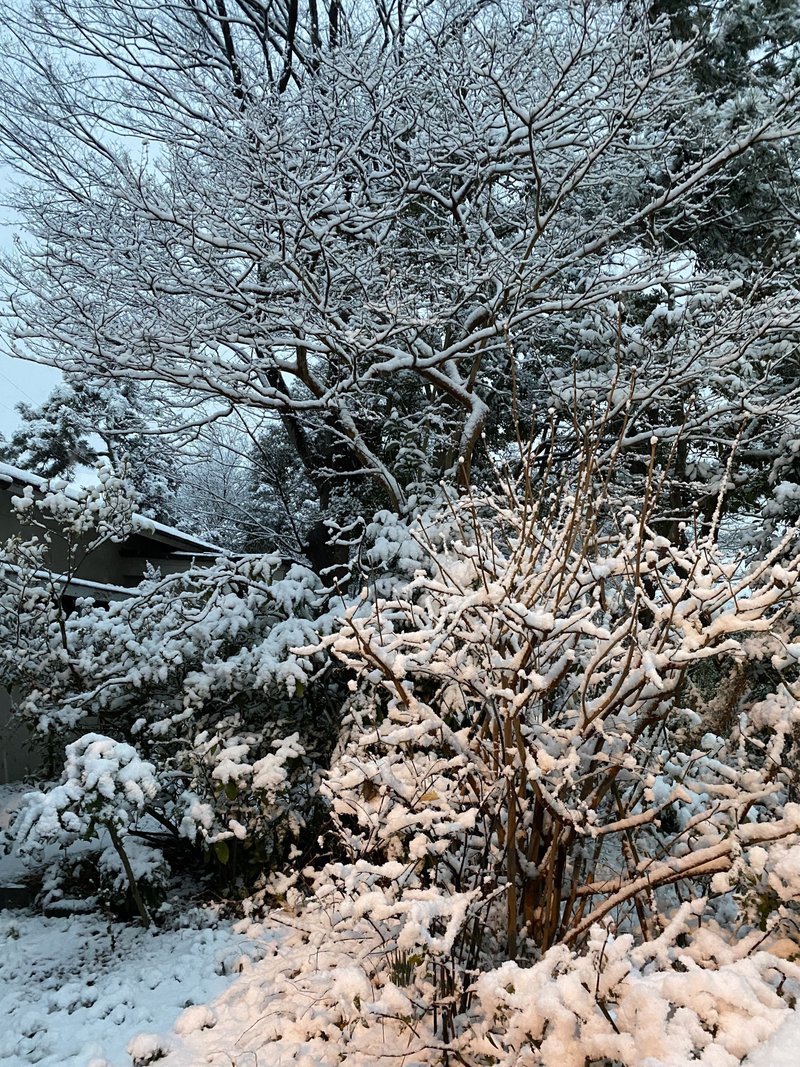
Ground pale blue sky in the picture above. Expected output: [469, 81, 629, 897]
[0, 354, 61, 438]
[0, 204, 62, 439]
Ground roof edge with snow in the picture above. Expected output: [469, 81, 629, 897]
[0, 461, 225, 556]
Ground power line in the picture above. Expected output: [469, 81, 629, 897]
[0, 367, 36, 405]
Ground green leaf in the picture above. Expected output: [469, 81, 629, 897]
[214, 839, 230, 864]
[224, 780, 238, 801]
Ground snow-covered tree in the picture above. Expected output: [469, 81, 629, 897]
[0, 380, 181, 521]
[0, 0, 797, 565]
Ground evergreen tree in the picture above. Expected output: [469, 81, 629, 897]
[0, 380, 182, 522]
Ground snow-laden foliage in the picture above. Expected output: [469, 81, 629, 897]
[0, 380, 180, 521]
[198, 441, 798, 1062]
[1, 0, 799, 1057]
[10, 733, 164, 923]
[152, 899, 800, 1066]
[323, 456, 800, 960]
[34, 835, 173, 921]
[6, 452, 800, 1059]
[468, 916, 800, 1067]
[0, 474, 339, 899]
[12, 733, 159, 855]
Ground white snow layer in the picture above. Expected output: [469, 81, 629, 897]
[744, 1011, 800, 1066]
[0, 908, 273, 1066]
[3, 900, 800, 1066]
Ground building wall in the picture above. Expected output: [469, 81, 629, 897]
[0, 509, 174, 590]
[0, 691, 40, 783]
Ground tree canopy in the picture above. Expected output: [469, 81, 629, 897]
[0, 0, 797, 560]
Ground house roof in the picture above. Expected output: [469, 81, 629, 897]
[0, 560, 133, 601]
[0, 461, 223, 556]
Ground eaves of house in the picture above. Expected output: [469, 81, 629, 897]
[0, 461, 225, 597]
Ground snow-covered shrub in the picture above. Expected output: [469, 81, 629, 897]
[10, 733, 160, 848]
[177, 730, 317, 878]
[34, 837, 171, 920]
[97, 839, 171, 919]
[468, 914, 800, 1067]
[34, 850, 100, 915]
[4, 549, 337, 881]
[319, 443, 800, 982]
[200, 898, 800, 1067]
[218, 447, 797, 1058]
[128, 1032, 171, 1066]
[9, 733, 161, 923]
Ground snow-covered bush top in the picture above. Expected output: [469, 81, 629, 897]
[10, 734, 159, 857]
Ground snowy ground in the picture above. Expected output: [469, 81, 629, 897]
[4, 788, 800, 1067]
[0, 906, 275, 1067]
[0, 783, 275, 1067]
